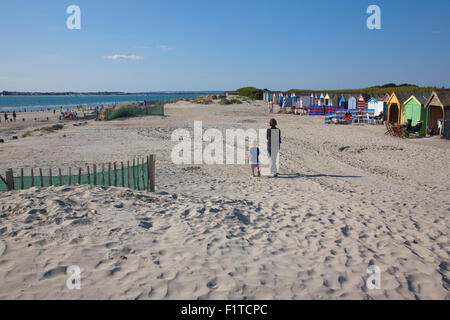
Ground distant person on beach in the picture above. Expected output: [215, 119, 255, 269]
[267, 119, 281, 177]
[13, 111, 17, 122]
[4, 113, 8, 122]
[249, 141, 261, 178]
[345, 111, 352, 122]
[268, 100, 274, 113]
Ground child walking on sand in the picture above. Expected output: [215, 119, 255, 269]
[249, 141, 261, 177]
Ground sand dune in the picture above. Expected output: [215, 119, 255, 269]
[0, 101, 449, 299]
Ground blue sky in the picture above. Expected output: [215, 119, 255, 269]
[0, 0, 449, 92]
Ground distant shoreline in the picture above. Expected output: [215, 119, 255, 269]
[1, 92, 224, 97]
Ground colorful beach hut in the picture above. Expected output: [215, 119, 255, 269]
[291, 92, 314, 108]
[425, 89, 450, 139]
[369, 94, 385, 117]
[324, 93, 331, 106]
[386, 92, 413, 124]
[367, 97, 378, 110]
[338, 95, 346, 108]
[318, 93, 325, 106]
[348, 95, 357, 109]
[403, 93, 430, 136]
[357, 94, 366, 109]
[323, 93, 336, 106]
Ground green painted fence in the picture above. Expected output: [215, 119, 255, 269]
[104, 102, 165, 121]
[0, 156, 156, 192]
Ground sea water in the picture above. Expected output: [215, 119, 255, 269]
[0, 93, 221, 112]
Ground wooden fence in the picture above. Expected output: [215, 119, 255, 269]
[0, 155, 156, 192]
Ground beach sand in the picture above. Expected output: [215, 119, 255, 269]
[0, 100, 449, 300]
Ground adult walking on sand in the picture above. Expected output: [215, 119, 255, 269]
[267, 119, 281, 177]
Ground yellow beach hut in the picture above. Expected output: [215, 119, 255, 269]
[386, 92, 414, 124]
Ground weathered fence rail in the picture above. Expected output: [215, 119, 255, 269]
[0, 155, 156, 192]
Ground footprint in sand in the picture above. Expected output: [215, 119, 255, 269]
[0, 227, 7, 236]
[41, 266, 67, 280]
[206, 279, 218, 290]
[0, 240, 6, 258]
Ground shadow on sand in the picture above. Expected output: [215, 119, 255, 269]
[268, 173, 362, 179]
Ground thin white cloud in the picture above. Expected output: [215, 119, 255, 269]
[103, 54, 143, 61]
[157, 45, 173, 52]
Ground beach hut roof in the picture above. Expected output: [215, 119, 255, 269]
[409, 92, 431, 105]
[360, 93, 371, 101]
[392, 92, 417, 104]
[371, 93, 386, 101]
[291, 91, 313, 96]
[342, 93, 359, 100]
[425, 89, 450, 107]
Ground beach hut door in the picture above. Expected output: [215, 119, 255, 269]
[445, 108, 450, 139]
[389, 105, 399, 124]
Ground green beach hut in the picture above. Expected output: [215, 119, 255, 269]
[403, 93, 430, 136]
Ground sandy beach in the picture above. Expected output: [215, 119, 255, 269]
[0, 100, 449, 300]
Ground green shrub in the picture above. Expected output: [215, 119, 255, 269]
[236, 87, 263, 100]
[192, 97, 213, 105]
[22, 131, 33, 138]
[219, 98, 232, 105]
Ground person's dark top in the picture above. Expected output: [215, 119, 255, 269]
[267, 127, 282, 147]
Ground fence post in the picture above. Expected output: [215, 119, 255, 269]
[102, 164, 105, 186]
[21, 168, 24, 190]
[87, 166, 91, 185]
[146, 156, 150, 191]
[31, 168, 34, 187]
[6, 169, 15, 191]
[141, 158, 145, 191]
[78, 168, 82, 185]
[136, 159, 140, 190]
[69, 168, 72, 185]
[127, 161, 130, 188]
[59, 168, 62, 186]
[49, 169, 53, 186]
[114, 163, 118, 187]
[94, 164, 97, 186]
[39, 168, 44, 187]
[133, 159, 136, 190]
[121, 162, 125, 188]
[108, 163, 112, 186]
[150, 155, 156, 192]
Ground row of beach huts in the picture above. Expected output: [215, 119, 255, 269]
[263, 89, 450, 139]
